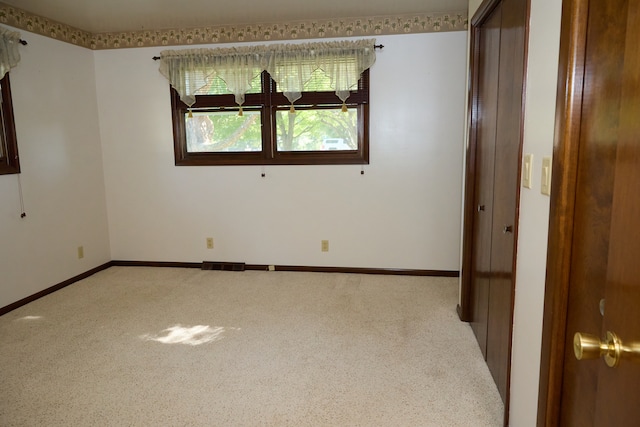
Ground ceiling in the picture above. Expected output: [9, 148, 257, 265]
[1, 0, 468, 34]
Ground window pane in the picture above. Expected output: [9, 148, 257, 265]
[194, 74, 262, 95]
[0, 82, 5, 159]
[276, 108, 357, 152]
[186, 111, 262, 153]
[0, 74, 20, 174]
[0, 123, 4, 158]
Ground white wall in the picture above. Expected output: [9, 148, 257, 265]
[509, 0, 562, 424]
[469, 0, 484, 18]
[0, 28, 111, 308]
[95, 32, 468, 270]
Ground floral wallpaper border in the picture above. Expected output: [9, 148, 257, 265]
[0, 2, 467, 50]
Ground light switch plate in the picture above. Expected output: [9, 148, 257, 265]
[523, 154, 533, 189]
[541, 156, 552, 196]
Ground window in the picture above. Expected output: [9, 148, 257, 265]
[0, 73, 19, 175]
[170, 69, 369, 166]
[159, 39, 376, 166]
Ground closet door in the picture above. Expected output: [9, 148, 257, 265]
[460, 0, 527, 417]
[486, 0, 527, 403]
[469, 2, 502, 358]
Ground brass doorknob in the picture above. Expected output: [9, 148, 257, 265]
[574, 331, 640, 368]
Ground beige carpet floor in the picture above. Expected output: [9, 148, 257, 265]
[0, 267, 503, 426]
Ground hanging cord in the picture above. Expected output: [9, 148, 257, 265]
[17, 174, 26, 218]
[261, 166, 266, 178]
[360, 165, 365, 175]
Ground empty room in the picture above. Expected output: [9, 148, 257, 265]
[1, 0, 638, 426]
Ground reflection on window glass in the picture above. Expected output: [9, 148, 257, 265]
[186, 111, 262, 153]
[276, 108, 357, 152]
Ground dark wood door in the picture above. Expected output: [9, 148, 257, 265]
[556, 0, 625, 423]
[486, 0, 526, 402]
[538, 0, 640, 424]
[578, 0, 640, 423]
[461, 0, 527, 415]
[470, 2, 501, 358]
[593, 8, 640, 418]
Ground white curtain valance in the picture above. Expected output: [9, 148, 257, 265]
[0, 27, 21, 79]
[158, 39, 376, 110]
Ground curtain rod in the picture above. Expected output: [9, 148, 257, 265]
[151, 44, 384, 60]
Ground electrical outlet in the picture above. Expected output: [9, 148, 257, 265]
[206, 237, 214, 249]
[77, 246, 84, 259]
[321, 240, 329, 252]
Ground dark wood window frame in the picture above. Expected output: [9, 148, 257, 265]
[0, 73, 20, 175]
[170, 69, 369, 166]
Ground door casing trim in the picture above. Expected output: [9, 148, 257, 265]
[536, 0, 589, 425]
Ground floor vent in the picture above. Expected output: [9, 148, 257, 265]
[202, 261, 246, 271]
